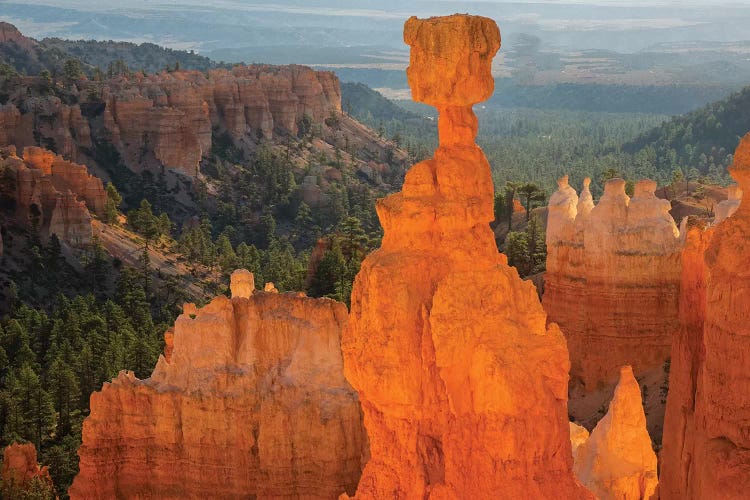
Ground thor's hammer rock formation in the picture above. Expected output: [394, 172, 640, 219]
[342, 14, 592, 499]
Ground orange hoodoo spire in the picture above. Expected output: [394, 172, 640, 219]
[342, 13, 593, 499]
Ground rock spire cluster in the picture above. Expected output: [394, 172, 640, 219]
[342, 14, 592, 498]
[544, 175, 682, 390]
[0, 145, 105, 245]
[572, 366, 658, 500]
[69, 271, 368, 499]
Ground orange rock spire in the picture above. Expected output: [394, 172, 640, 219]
[1, 443, 55, 493]
[342, 14, 592, 499]
[0, 146, 103, 246]
[572, 366, 658, 500]
[659, 133, 750, 499]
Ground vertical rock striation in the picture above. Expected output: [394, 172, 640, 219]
[544, 177, 682, 390]
[69, 271, 368, 500]
[342, 14, 592, 499]
[100, 65, 341, 176]
[572, 366, 658, 500]
[659, 133, 750, 500]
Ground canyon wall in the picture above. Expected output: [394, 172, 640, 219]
[69, 270, 367, 499]
[544, 176, 682, 390]
[342, 15, 592, 499]
[102, 65, 341, 176]
[659, 134, 750, 500]
[0, 145, 104, 245]
[0, 97, 91, 162]
[1, 65, 341, 178]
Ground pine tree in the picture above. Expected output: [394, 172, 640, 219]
[11, 364, 56, 449]
[104, 182, 122, 224]
[339, 216, 368, 262]
[47, 357, 80, 437]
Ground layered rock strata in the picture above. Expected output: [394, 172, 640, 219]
[0, 65, 340, 178]
[572, 366, 658, 500]
[659, 133, 750, 499]
[544, 176, 682, 390]
[0, 146, 104, 245]
[69, 271, 367, 500]
[342, 15, 592, 499]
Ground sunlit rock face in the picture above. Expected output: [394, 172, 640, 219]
[101, 65, 340, 177]
[69, 271, 368, 500]
[1, 443, 54, 492]
[544, 176, 682, 391]
[342, 15, 592, 499]
[659, 133, 750, 500]
[0, 145, 104, 245]
[714, 183, 742, 224]
[572, 366, 658, 500]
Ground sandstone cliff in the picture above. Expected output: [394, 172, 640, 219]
[97, 65, 339, 177]
[659, 133, 750, 500]
[0, 63, 340, 178]
[573, 366, 658, 500]
[342, 15, 592, 499]
[69, 270, 367, 499]
[544, 176, 682, 390]
[0, 146, 104, 245]
[1, 443, 55, 494]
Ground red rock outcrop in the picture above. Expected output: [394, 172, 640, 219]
[572, 366, 658, 500]
[0, 146, 103, 245]
[544, 176, 682, 390]
[69, 271, 367, 499]
[100, 65, 341, 176]
[342, 15, 592, 499]
[0, 22, 36, 51]
[23, 147, 106, 215]
[1, 443, 54, 492]
[659, 133, 750, 500]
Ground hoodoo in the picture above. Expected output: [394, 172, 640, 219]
[572, 366, 658, 500]
[1, 443, 55, 494]
[0, 145, 105, 246]
[544, 176, 681, 390]
[69, 271, 368, 499]
[659, 133, 750, 500]
[342, 14, 592, 499]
